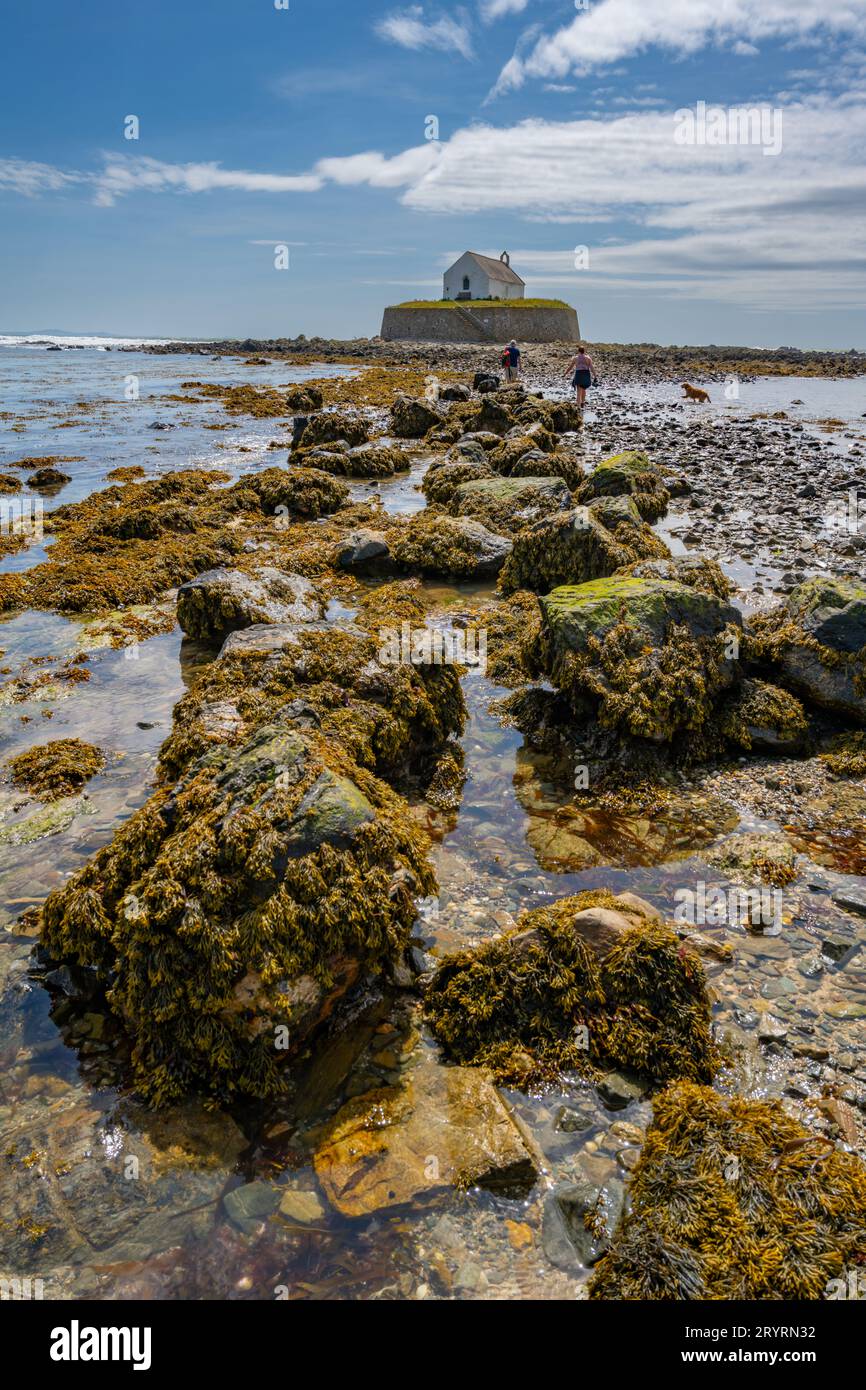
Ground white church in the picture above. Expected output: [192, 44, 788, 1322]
[442, 251, 525, 302]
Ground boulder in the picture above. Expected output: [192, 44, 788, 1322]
[332, 528, 391, 570]
[235, 466, 349, 518]
[450, 475, 573, 536]
[719, 678, 808, 752]
[285, 384, 324, 412]
[425, 893, 720, 1087]
[540, 575, 741, 655]
[473, 371, 500, 392]
[40, 722, 438, 1102]
[313, 1061, 538, 1216]
[390, 395, 444, 438]
[536, 577, 742, 741]
[578, 450, 670, 522]
[314, 442, 407, 478]
[293, 410, 369, 449]
[392, 514, 512, 579]
[751, 576, 866, 723]
[177, 566, 323, 642]
[422, 458, 493, 505]
[499, 506, 635, 596]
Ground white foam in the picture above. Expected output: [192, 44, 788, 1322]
[0, 333, 186, 349]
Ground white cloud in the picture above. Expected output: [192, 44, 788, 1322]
[91, 156, 324, 207]
[479, 0, 530, 21]
[5, 93, 865, 314]
[0, 157, 83, 195]
[489, 0, 866, 95]
[376, 6, 474, 59]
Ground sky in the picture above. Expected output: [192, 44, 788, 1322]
[1, 0, 866, 346]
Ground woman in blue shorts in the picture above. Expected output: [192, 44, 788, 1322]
[565, 344, 596, 409]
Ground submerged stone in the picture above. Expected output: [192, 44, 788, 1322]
[313, 1060, 538, 1216]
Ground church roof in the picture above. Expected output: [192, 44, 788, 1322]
[451, 252, 525, 286]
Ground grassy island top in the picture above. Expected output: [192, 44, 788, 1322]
[393, 298, 573, 310]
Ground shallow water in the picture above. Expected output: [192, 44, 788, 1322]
[1, 354, 864, 1301]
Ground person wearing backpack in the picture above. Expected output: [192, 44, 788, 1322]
[502, 339, 521, 383]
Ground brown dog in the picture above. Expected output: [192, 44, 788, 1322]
[681, 381, 710, 402]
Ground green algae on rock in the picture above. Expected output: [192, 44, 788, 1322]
[499, 505, 668, 597]
[449, 475, 573, 536]
[7, 738, 105, 802]
[534, 577, 742, 748]
[424, 891, 720, 1087]
[615, 554, 732, 600]
[589, 1082, 866, 1299]
[747, 576, 866, 724]
[577, 450, 671, 523]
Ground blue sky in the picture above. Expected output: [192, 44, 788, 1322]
[2, 0, 865, 345]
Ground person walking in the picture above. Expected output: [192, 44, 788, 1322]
[502, 339, 521, 383]
[565, 344, 596, 409]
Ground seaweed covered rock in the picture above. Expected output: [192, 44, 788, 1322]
[177, 567, 323, 643]
[391, 513, 512, 580]
[159, 617, 465, 790]
[39, 722, 437, 1104]
[298, 442, 406, 479]
[616, 553, 732, 600]
[500, 506, 669, 597]
[424, 891, 720, 1087]
[390, 395, 443, 438]
[500, 508, 631, 596]
[237, 466, 349, 518]
[589, 1082, 866, 1300]
[422, 457, 494, 505]
[513, 397, 585, 435]
[312, 1060, 538, 1216]
[488, 430, 556, 475]
[748, 576, 866, 723]
[332, 528, 391, 571]
[293, 410, 369, 450]
[7, 738, 105, 801]
[578, 450, 670, 522]
[285, 383, 324, 412]
[719, 677, 809, 753]
[449, 475, 572, 536]
[0, 471, 245, 615]
[535, 576, 742, 745]
[28, 467, 72, 489]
